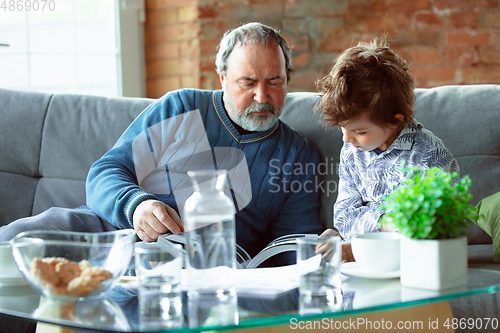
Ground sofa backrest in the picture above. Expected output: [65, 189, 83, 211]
[1, 85, 499, 245]
[0, 88, 153, 225]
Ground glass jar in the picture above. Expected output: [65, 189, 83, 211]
[183, 169, 238, 327]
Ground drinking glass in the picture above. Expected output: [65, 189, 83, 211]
[296, 236, 342, 314]
[134, 242, 184, 330]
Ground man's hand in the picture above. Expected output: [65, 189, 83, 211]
[133, 199, 184, 242]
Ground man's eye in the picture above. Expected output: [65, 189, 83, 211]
[268, 78, 282, 86]
[240, 80, 255, 87]
[355, 132, 366, 135]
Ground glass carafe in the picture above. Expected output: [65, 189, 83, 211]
[183, 169, 238, 327]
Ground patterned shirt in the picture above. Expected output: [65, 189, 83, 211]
[334, 119, 459, 240]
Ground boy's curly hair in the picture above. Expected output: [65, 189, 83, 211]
[316, 37, 415, 129]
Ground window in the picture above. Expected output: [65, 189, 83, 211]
[0, 0, 145, 97]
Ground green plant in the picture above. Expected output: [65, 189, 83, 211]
[379, 166, 478, 240]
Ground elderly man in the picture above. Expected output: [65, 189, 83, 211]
[0, 22, 323, 260]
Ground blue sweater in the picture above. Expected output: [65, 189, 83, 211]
[86, 89, 323, 257]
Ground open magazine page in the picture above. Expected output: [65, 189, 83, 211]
[158, 233, 252, 268]
[121, 254, 322, 298]
[245, 234, 318, 268]
[153, 233, 322, 298]
[158, 233, 318, 269]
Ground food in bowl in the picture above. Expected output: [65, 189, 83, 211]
[351, 232, 402, 272]
[10, 229, 136, 300]
[30, 257, 112, 296]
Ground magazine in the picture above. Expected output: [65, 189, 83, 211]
[157, 233, 318, 269]
[156, 232, 320, 298]
[122, 253, 323, 299]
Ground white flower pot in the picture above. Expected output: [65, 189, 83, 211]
[400, 236, 467, 291]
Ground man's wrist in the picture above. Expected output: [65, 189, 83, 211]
[126, 193, 158, 227]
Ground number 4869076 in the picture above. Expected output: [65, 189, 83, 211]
[1, 0, 56, 11]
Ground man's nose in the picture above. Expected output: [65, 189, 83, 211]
[254, 84, 268, 104]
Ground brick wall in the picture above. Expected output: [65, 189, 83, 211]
[144, 0, 500, 98]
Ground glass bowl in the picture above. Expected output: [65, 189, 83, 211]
[9, 229, 136, 301]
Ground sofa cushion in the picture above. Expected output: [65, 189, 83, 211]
[39, 93, 154, 180]
[0, 88, 154, 226]
[0, 173, 38, 225]
[473, 191, 500, 262]
[0, 89, 49, 176]
[281, 92, 341, 228]
[414, 85, 500, 245]
[32, 178, 86, 216]
[414, 85, 500, 205]
[34, 93, 153, 215]
[468, 244, 496, 265]
[0, 89, 50, 225]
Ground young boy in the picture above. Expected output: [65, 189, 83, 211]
[316, 38, 458, 262]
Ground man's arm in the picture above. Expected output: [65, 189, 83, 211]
[85, 91, 197, 240]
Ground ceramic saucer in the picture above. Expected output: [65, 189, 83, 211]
[0, 276, 28, 286]
[341, 262, 400, 279]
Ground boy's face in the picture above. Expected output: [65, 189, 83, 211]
[341, 113, 402, 151]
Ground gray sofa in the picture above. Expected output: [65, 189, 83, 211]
[1, 85, 499, 324]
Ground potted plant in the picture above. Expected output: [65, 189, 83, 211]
[379, 166, 478, 290]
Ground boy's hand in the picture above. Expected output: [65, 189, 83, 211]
[341, 240, 355, 263]
[319, 228, 339, 238]
[133, 199, 184, 242]
[379, 214, 399, 232]
[316, 228, 355, 263]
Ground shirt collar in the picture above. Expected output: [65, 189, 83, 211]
[363, 119, 421, 158]
[383, 119, 421, 152]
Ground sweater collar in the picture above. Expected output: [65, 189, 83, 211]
[212, 90, 279, 144]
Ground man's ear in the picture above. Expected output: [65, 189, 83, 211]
[218, 72, 225, 88]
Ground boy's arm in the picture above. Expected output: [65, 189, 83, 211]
[421, 146, 459, 175]
[333, 168, 384, 241]
[333, 148, 384, 241]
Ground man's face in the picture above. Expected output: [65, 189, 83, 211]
[219, 41, 288, 132]
[341, 113, 401, 151]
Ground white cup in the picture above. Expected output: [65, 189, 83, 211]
[351, 232, 402, 272]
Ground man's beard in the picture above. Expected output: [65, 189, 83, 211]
[224, 90, 281, 132]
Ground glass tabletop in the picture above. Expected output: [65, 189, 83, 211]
[1, 268, 499, 332]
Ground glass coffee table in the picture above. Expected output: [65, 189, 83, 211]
[1, 268, 499, 332]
